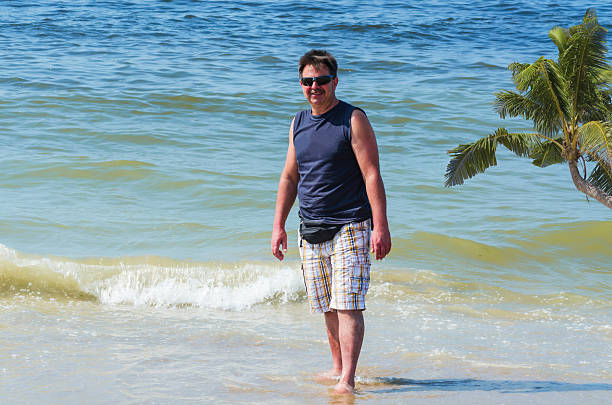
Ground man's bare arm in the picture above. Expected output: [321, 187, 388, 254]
[271, 119, 299, 261]
[350, 110, 391, 260]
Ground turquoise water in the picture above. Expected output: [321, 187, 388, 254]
[1, 1, 611, 403]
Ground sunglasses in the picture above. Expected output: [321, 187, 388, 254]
[300, 75, 336, 87]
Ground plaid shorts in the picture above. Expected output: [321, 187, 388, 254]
[298, 218, 371, 313]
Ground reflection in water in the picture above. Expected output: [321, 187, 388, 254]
[328, 391, 356, 405]
[361, 377, 612, 394]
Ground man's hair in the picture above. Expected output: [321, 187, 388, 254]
[299, 49, 338, 77]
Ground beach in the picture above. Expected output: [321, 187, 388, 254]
[1, 0, 611, 403]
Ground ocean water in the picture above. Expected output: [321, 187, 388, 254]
[1, 0, 611, 403]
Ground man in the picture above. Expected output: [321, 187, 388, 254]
[271, 49, 391, 394]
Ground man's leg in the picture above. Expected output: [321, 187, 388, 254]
[335, 309, 364, 393]
[300, 237, 342, 381]
[328, 220, 371, 393]
[322, 311, 343, 378]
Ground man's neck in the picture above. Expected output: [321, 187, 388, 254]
[311, 98, 339, 116]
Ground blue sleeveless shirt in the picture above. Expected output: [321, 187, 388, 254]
[293, 100, 372, 224]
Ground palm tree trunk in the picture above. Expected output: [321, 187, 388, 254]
[568, 160, 612, 209]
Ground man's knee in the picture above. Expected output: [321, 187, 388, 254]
[336, 310, 364, 325]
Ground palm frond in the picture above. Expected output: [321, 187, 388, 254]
[581, 87, 612, 122]
[495, 90, 536, 119]
[597, 69, 612, 120]
[508, 62, 532, 82]
[528, 59, 570, 137]
[445, 135, 498, 187]
[531, 138, 566, 167]
[578, 120, 612, 170]
[590, 68, 612, 121]
[498, 132, 536, 157]
[445, 129, 539, 187]
[495, 90, 564, 137]
[549, 26, 571, 53]
[602, 68, 612, 90]
[511, 57, 547, 92]
[502, 58, 570, 137]
[494, 90, 539, 120]
[560, 9, 609, 123]
[587, 161, 612, 195]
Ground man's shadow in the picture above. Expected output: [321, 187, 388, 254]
[361, 377, 612, 394]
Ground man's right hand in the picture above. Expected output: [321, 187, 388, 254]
[371, 225, 391, 260]
[271, 227, 288, 261]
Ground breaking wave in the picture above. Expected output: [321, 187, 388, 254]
[0, 243, 305, 310]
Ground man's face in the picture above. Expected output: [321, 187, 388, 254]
[300, 64, 338, 110]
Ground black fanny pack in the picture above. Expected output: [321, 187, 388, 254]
[299, 218, 344, 244]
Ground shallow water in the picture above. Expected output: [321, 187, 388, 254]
[1, 0, 611, 403]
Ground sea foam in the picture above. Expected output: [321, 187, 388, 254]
[0, 243, 304, 310]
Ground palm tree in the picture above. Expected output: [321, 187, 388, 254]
[445, 9, 612, 210]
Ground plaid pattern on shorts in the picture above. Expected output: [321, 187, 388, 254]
[299, 218, 371, 313]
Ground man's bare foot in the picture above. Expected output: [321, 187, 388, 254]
[334, 381, 355, 394]
[315, 369, 341, 384]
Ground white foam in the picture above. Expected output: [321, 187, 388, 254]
[93, 262, 305, 310]
[1, 243, 305, 310]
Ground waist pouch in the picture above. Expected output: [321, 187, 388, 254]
[299, 219, 344, 244]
